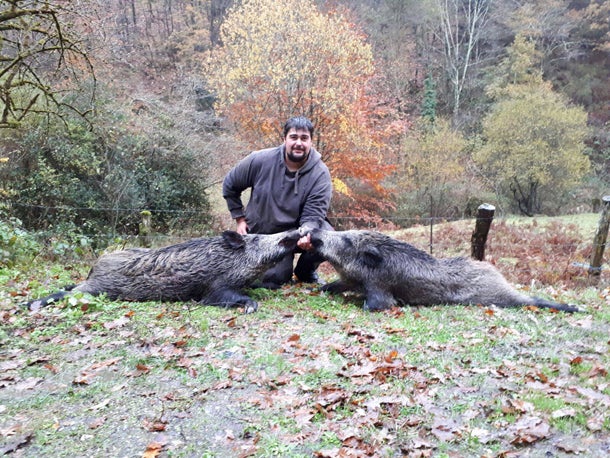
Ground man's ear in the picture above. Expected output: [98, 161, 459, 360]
[359, 246, 383, 269]
[221, 230, 246, 250]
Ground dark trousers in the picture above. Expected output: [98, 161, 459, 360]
[260, 221, 333, 285]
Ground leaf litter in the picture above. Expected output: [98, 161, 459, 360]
[0, 219, 609, 456]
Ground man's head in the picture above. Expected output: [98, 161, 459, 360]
[283, 116, 314, 166]
[283, 116, 314, 138]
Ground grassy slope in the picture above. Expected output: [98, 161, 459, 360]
[1, 215, 609, 457]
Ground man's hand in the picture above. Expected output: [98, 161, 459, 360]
[297, 232, 313, 251]
[235, 217, 248, 235]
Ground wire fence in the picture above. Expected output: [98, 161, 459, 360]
[0, 197, 610, 290]
[5, 199, 610, 283]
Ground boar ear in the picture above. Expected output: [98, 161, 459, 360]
[359, 247, 383, 269]
[221, 231, 246, 250]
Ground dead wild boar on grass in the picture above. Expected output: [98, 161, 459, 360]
[27, 230, 301, 314]
[308, 229, 580, 313]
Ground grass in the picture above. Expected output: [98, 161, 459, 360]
[1, 216, 610, 456]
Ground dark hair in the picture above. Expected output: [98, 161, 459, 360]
[283, 116, 314, 138]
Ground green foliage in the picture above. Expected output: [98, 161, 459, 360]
[488, 34, 544, 92]
[394, 118, 478, 224]
[474, 35, 590, 216]
[0, 217, 41, 267]
[421, 73, 438, 125]
[1, 107, 213, 236]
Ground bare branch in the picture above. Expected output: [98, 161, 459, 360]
[0, 0, 96, 128]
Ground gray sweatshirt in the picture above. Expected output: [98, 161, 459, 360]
[222, 145, 332, 234]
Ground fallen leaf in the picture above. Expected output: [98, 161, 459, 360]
[143, 418, 167, 432]
[136, 363, 150, 373]
[14, 377, 42, 391]
[509, 416, 550, 444]
[586, 364, 608, 378]
[89, 398, 111, 411]
[142, 441, 164, 458]
[44, 363, 59, 374]
[586, 416, 604, 432]
[88, 417, 106, 429]
[431, 417, 461, 442]
[470, 427, 493, 444]
[501, 398, 534, 415]
[90, 357, 123, 370]
[384, 349, 398, 362]
[555, 439, 586, 453]
[551, 407, 577, 419]
[226, 317, 237, 327]
[0, 433, 33, 455]
[103, 316, 129, 329]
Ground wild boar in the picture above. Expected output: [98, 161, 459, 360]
[308, 229, 580, 313]
[27, 230, 301, 313]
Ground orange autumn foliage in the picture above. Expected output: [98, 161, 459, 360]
[205, 0, 408, 221]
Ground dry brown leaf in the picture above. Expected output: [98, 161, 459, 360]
[509, 416, 550, 444]
[430, 417, 461, 442]
[88, 417, 106, 429]
[142, 441, 164, 458]
[103, 316, 129, 329]
[142, 418, 167, 432]
[14, 377, 42, 391]
[555, 439, 586, 454]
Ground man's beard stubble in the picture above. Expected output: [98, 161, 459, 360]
[286, 148, 309, 164]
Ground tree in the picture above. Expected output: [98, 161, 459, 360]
[204, 0, 407, 221]
[474, 35, 590, 216]
[0, 0, 95, 128]
[432, 0, 492, 122]
[396, 118, 470, 222]
[421, 73, 438, 124]
[209, 0, 233, 46]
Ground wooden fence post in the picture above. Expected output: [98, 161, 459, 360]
[588, 195, 610, 280]
[139, 210, 152, 248]
[471, 203, 495, 261]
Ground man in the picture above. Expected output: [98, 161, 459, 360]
[222, 116, 333, 288]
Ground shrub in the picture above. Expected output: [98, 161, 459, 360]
[0, 217, 40, 267]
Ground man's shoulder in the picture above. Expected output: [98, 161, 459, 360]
[234, 146, 281, 171]
[250, 146, 281, 160]
[309, 149, 330, 175]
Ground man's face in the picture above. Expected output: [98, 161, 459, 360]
[284, 128, 312, 164]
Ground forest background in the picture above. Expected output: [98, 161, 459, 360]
[0, 0, 608, 247]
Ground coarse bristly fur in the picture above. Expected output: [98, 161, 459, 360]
[26, 230, 301, 314]
[308, 229, 581, 313]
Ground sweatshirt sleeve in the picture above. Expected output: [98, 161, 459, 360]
[222, 154, 255, 220]
[299, 166, 332, 230]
